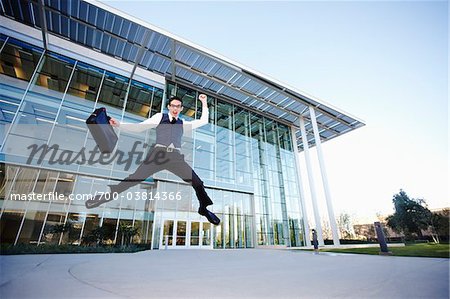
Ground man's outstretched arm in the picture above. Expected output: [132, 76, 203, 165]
[184, 94, 209, 129]
[109, 113, 163, 132]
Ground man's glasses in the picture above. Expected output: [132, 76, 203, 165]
[169, 104, 182, 109]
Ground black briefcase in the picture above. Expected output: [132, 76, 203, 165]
[86, 107, 118, 153]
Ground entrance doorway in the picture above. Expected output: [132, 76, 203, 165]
[160, 219, 213, 249]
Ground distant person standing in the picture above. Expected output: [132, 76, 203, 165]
[312, 229, 319, 253]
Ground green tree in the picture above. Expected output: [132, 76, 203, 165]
[386, 190, 432, 240]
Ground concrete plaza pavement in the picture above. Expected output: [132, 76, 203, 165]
[1, 248, 448, 299]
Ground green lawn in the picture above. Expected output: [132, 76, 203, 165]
[309, 243, 449, 258]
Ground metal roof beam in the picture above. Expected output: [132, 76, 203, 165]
[174, 42, 359, 133]
[129, 30, 151, 78]
[248, 73, 357, 129]
[175, 60, 345, 138]
[176, 43, 306, 110]
[241, 69, 359, 128]
[168, 71, 295, 129]
[173, 64, 346, 150]
[302, 116, 341, 135]
[35, 3, 358, 134]
[38, 0, 48, 50]
[173, 61, 299, 122]
[171, 40, 176, 82]
[309, 104, 357, 129]
[41, 1, 363, 145]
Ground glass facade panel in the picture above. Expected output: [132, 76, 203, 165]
[134, 211, 153, 245]
[40, 212, 66, 245]
[0, 37, 42, 82]
[118, 218, 133, 246]
[176, 220, 186, 246]
[214, 221, 223, 248]
[60, 212, 84, 245]
[216, 102, 234, 183]
[190, 221, 199, 246]
[0, 38, 43, 145]
[34, 53, 75, 94]
[80, 213, 101, 245]
[16, 210, 46, 244]
[202, 222, 211, 246]
[0, 34, 7, 49]
[162, 220, 174, 246]
[101, 211, 118, 245]
[67, 61, 104, 103]
[97, 71, 128, 111]
[194, 90, 216, 183]
[0, 211, 25, 244]
[125, 81, 154, 118]
[0, 33, 306, 249]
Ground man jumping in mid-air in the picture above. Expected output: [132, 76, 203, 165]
[85, 93, 220, 225]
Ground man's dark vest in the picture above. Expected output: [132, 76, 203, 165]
[155, 113, 183, 148]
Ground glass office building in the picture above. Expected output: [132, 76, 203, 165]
[0, 0, 364, 249]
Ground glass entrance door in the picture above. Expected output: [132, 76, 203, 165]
[189, 221, 212, 248]
[175, 220, 186, 246]
[161, 220, 174, 247]
[160, 219, 212, 249]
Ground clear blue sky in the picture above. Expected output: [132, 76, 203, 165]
[103, 0, 448, 223]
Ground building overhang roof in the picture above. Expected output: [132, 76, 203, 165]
[1, 0, 365, 151]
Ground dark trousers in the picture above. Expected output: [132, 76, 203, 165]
[110, 147, 213, 208]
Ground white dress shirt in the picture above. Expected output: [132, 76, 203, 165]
[119, 107, 209, 133]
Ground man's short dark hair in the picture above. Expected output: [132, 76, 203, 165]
[168, 96, 183, 106]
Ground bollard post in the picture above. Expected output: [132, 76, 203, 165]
[374, 221, 392, 255]
[165, 235, 169, 250]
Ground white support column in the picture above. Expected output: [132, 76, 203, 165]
[299, 116, 324, 246]
[309, 106, 340, 245]
[290, 125, 311, 246]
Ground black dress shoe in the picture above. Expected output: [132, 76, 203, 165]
[198, 207, 220, 225]
[85, 193, 113, 209]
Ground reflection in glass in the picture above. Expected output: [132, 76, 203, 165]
[176, 220, 186, 246]
[162, 220, 173, 246]
[202, 222, 211, 246]
[4, 168, 39, 213]
[11, 52, 75, 145]
[134, 210, 153, 245]
[172, 83, 196, 120]
[34, 53, 75, 94]
[118, 219, 133, 246]
[125, 80, 154, 118]
[216, 101, 234, 183]
[0, 37, 43, 82]
[97, 71, 128, 110]
[60, 212, 84, 245]
[67, 61, 104, 102]
[41, 212, 66, 245]
[245, 215, 254, 247]
[81, 214, 101, 245]
[214, 220, 223, 248]
[190, 221, 199, 246]
[100, 216, 118, 245]
[0, 211, 25, 244]
[16, 210, 46, 244]
[0, 34, 7, 49]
